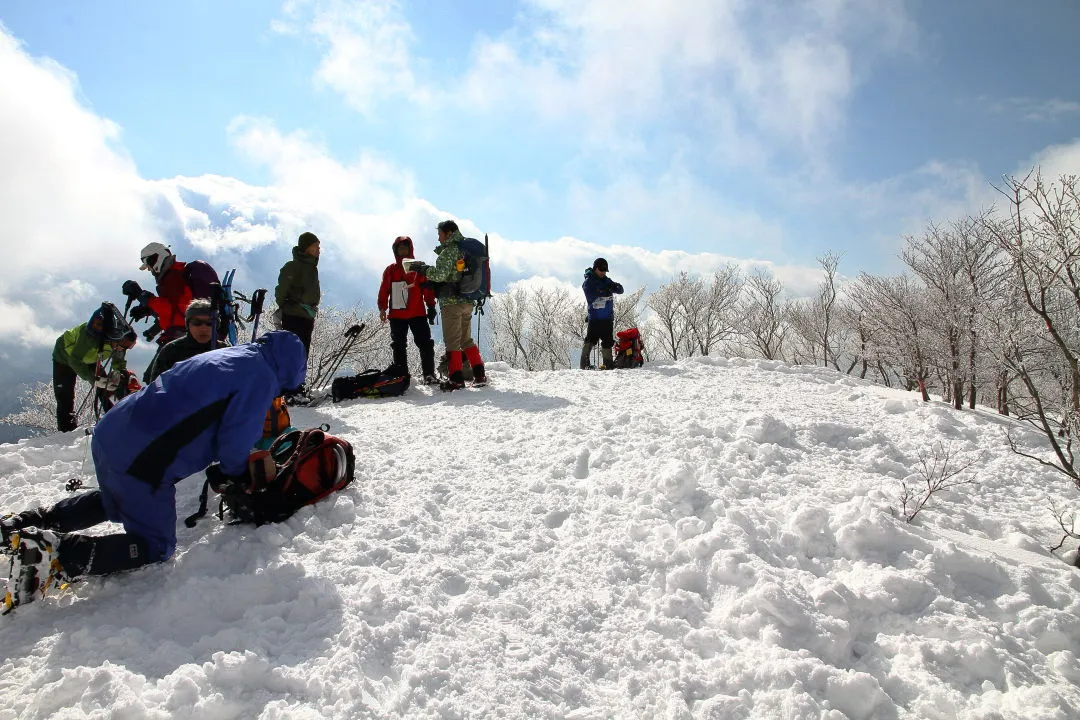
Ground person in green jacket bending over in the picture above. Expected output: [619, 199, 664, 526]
[274, 232, 321, 360]
[53, 302, 138, 432]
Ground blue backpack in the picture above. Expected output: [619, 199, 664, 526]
[456, 236, 491, 304]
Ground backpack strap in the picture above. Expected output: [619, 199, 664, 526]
[183, 478, 213, 528]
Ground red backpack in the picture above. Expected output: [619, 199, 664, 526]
[186, 426, 355, 527]
[613, 327, 645, 369]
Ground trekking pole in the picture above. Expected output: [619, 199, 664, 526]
[248, 289, 267, 342]
[208, 282, 222, 351]
[311, 324, 365, 390]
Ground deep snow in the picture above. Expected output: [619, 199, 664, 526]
[1, 357, 1079, 719]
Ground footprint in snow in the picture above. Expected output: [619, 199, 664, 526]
[573, 448, 590, 479]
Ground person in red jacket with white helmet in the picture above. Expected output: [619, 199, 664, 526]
[377, 236, 438, 384]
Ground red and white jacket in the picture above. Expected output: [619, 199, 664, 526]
[377, 237, 436, 320]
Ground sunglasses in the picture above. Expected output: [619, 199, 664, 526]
[188, 319, 213, 328]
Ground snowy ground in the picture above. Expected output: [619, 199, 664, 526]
[1, 357, 1079, 719]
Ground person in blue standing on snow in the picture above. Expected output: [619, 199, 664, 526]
[0, 331, 307, 610]
[579, 257, 624, 370]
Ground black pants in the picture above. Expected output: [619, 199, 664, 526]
[281, 313, 315, 358]
[389, 316, 435, 376]
[27, 490, 149, 577]
[585, 318, 615, 348]
[53, 361, 78, 432]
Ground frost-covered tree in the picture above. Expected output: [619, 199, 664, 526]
[986, 171, 1080, 485]
[738, 268, 789, 361]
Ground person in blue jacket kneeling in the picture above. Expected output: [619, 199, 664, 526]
[1, 330, 307, 608]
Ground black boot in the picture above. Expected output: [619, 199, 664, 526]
[471, 364, 487, 386]
[440, 370, 466, 392]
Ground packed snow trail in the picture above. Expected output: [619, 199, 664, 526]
[1, 357, 1078, 719]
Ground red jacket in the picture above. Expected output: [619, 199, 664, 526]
[147, 259, 219, 343]
[377, 237, 435, 320]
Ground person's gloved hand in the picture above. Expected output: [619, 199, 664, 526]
[143, 321, 162, 342]
[205, 464, 247, 494]
[427, 306, 437, 325]
[121, 280, 143, 298]
[129, 304, 155, 322]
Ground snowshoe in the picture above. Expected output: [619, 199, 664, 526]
[3, 528, 67, 614]
[422, 374, 440, 386]
[439, 379, 466, 392]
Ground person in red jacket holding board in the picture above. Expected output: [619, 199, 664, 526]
[377, 236, 438, 384]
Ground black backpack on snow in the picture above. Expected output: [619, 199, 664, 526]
[331, 366, 410, 401]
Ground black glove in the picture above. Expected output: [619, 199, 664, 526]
[142, 321, 161, 342]
[121, 280, 143, 299]
[409, 260, 430, 274]
[427, 306, 437, 325]
[205, 464, 246, 494]
[129, 304, 155, 321]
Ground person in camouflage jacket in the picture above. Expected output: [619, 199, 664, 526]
[423, 220, 487, 390]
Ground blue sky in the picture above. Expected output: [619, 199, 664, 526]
[0, 0, 1078, 396]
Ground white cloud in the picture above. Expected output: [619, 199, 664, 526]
[0, 26, 163, 280]
[277, 0, 431, 115]
[283, 0, 917, 159]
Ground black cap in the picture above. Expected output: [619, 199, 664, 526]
[593, 257, 609, 272]
[298, 232, 320, 250]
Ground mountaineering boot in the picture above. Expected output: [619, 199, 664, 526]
[441, 351, 467, 391]
[600, 346, 614, 370]
[464, 346, 487, 387]
[580, 342, 596, 370]
[422, 374, 440, 386]
[440, 370, 466, 393]
[1, 509, 49, 545]
[3, 528, 67, 613]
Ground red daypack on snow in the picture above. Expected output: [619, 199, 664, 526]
[186, 426, 355, 527]
[613, 327, 645, 369]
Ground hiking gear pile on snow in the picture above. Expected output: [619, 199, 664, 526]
[186, 426, 355, 527]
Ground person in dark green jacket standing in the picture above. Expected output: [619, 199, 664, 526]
[52, 303, 137, 432]
[274, 232, 321, 359]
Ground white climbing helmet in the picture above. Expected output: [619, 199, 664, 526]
[139, 242, 174, 275]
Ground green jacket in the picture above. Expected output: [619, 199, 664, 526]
[146, 334, 229, 382]
[427, 231, 473, 306]
[52, 323, 127, 383]
[275, 247, 320, 319]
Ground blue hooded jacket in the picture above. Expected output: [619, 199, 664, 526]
[89, 331, 306, 560]
[582, 269, 624, 321]
[94, 330, 306, 483]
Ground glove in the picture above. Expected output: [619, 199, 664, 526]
[410, 261, 430, 274]
[129, 304, 155, 321]
[205, 464, 247, 494]
[121, 280, 143, 299]
[427, 306, 437, 325]
[143, 321, 161, 342]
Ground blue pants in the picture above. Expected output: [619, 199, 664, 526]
[92, 439, 178, 562]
